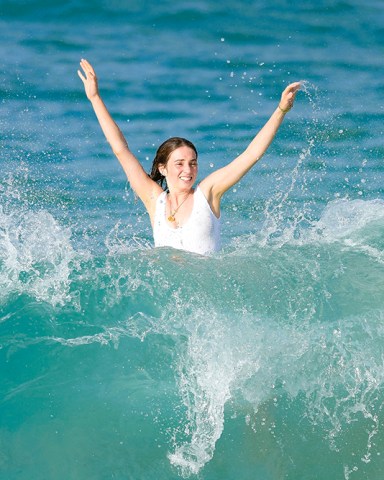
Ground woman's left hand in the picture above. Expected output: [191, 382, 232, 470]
[279, 81, 301, 113]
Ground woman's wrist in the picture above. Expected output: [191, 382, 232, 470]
[278, 103, 292, 114]
[88, 92, 102, 104]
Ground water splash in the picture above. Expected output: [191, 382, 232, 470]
[1, 171, 384, 478]
[0, 206, 75, 307]
[261, 80, 324, 246]
[168, 310, 236, 475]
[163, 199, 384, 476]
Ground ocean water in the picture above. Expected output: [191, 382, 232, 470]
[1, 0, 384, 479]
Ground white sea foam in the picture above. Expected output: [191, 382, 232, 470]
[309, 198, 384, 240]
[167, 307, 384, 476]
[151, 199, 384, 476]
[0, 206, 75, 306]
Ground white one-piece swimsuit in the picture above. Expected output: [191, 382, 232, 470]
[153, 186, 221, 255]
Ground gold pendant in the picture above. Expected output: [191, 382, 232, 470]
[168, 215, 176, 222]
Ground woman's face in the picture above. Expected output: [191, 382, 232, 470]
[160, 146, 198, 191]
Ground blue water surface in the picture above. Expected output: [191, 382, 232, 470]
[1, 1, 384, 479]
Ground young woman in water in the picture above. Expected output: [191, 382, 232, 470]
[78, 59, 300, 255]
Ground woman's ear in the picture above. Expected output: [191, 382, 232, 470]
[158, 165, 166, 176]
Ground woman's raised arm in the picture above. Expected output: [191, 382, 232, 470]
[200, 82, 301, 216]
[77, 59, 161, 213]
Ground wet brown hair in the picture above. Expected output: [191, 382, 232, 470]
[150, 137, 198, 190]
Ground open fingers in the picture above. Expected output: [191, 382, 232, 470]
[284, 81, 301, 96]
[77, 69, 86, 83]
[278, 81, 301, 112]
[79, 59, 96, 78]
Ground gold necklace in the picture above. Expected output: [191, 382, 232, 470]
[167, 193, 190, 222]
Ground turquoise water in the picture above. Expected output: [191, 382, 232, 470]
[1, 1, 384, 478]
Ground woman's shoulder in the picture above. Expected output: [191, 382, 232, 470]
[195, 181, 209, 197]
[195, 179, 221, 218]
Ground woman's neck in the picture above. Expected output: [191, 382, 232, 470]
[167, 188, 194, 206]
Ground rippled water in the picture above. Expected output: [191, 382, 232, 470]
[1, 1, 384, 479]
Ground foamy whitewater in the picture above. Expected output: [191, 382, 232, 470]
[1, 1, 384, 479]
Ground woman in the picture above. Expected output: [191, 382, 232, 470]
[78, 59, 300, 255]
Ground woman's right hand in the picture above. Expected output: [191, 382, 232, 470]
[77, 59, 99, 101]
